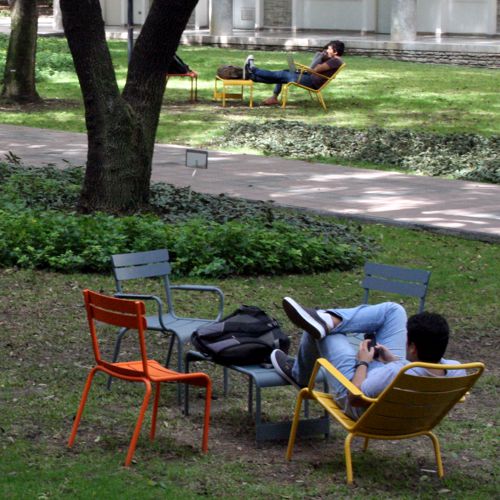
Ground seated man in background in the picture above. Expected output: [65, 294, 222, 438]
[244, 40, 345, 106]
[271, 297, 465, 420]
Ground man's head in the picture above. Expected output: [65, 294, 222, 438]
[406, 312, 450, 363]
[326, 40, 345, 57]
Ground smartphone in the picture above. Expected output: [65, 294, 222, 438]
[364, 333, 379, 359]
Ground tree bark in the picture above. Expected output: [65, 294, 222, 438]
[1, 0, 40, 103]
[60, 0, 198, 213]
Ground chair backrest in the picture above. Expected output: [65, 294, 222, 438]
[362, 262, 431, 313]
[317, 62, 346, 90]
[111, 249, 174, 310]
[356, 362, 484, 436]
[83, 289, 150, 376]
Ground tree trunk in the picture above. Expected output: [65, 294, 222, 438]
[1, 0, 40, 103]
[60, 0, 198, 213]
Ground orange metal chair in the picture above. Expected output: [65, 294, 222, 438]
[287, 358, 484, 484]
[68, 289, 212, 466]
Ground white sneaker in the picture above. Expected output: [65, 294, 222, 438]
[282, 297, 329, 340]
[243, 55, 255, 80]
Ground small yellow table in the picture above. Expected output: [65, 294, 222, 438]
[214, 76, 254, 108]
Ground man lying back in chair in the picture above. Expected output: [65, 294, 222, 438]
[271, 299, 465, 420]
[243, 40, 345, 106]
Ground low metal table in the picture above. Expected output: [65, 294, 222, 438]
[185, 350, 330, 442]
[214, 76, 254, 108]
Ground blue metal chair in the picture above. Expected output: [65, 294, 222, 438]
[362, 262, 431, 312]
[347, 262, 431, 348]
[109, 249, 224, 381]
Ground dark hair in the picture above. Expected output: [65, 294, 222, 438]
[407, 312, 450, 363]
[325, 40, 345, 57]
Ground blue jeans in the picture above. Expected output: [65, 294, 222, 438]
[251, 67, 315, 96]
[292, 302, 407, 416]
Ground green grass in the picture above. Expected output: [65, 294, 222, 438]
[0, 36, 498, 498]
[1, 223, 498, 499]
[0, 38, 499, 145]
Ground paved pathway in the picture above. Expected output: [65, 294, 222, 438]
[1, 124, 499, 242]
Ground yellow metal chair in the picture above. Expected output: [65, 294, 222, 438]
[286, 358, 484, 484]
[281, 63, 346, 111]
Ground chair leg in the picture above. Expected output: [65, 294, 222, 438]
[201, 375, 212, 453]
[317, 92, 327, 111]
[363, 437, 369, 451]
[428, 431, 444, 478]
[344, 433, 355, 485]
[281, 86, 288, 109]
[176, 337, 184, 406]
[286, 388, 307, 460]
[150, 382, 161, 441]
[164, 333, 176, 368]
[68, 367, 99, 447]
[124, 379, 152, 467]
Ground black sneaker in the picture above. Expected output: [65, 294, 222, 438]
[243, 55, 255, 80]
[282, 297, 329, 340]
[271, 349, 302, 389]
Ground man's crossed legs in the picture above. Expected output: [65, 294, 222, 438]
[272, 299, 407, 416]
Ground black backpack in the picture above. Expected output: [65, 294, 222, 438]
[191, 305, 290, 366]
[216, 65, 244, 79]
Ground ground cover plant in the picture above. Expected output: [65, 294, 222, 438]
[0, 36, 499, 182]
[221, 121, 499, 183]
[1, 225, 498, 499]
[0, 163, 371, 275]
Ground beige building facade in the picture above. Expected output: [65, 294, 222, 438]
[98, 0, 499, 37]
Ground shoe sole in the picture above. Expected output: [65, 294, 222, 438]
[270, 350, 301, 389]
[243, 56, 254, 80]
[282, 297, 326, 340]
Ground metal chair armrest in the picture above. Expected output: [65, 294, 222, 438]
[313, 358, 377, 404]
[295, 62, 310, 72]
[169, 285, 225, 320]
[114, 293, 166, 326]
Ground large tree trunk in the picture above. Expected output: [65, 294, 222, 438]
[1, 0, 40, 102]
[60, 0, 197, 213]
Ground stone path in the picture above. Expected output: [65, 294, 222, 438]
[1, 124, 499, 242]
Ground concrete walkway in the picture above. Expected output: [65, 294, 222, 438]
[1, 124, 499, 242]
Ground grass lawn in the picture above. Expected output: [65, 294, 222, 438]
[1, 223, 498, 499]
[0, 36, 498, 498]
[0, 38, 498, 148]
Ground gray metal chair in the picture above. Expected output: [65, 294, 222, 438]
[109, 249, 224, 378]
[348, 262, 431, 347]
[362, 262, 431, 312]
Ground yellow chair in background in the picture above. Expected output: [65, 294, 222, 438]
[286, 358, 484, 484]
[281, 63, 346, 111]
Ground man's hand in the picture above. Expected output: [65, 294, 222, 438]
[376, 344, 399, 363]
[357, 339, 376, 363]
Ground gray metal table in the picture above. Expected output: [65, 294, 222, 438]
[184, 350, 330, 442]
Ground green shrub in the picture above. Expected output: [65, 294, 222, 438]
[0, 209, 368, 276]
[221, 121, 500, 184]
[0, 163, 372, 275]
